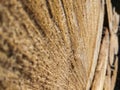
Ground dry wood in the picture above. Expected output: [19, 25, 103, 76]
[106, 0, 119, 71]
[112, 8, 120, 34]
[91, 29, 109, 90]
[104, 56, 118, 90]
[86, 1, 105, 89]
[109, 34, 118, 66]
[111, 56, 118, 90]
[0, 0, 119, 90]
[103, 65, 112, 90]
[106, 0, 113, 33]
[0, 0, 105, 90]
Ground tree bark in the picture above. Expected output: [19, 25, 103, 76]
[0, 0, 119, 90]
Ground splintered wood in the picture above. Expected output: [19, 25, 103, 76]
[92, 0, 119, 90]
[0, 0, 119, 90]
[91, 29, 109, 90]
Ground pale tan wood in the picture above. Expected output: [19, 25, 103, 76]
[112, 8, 120, 34]
[104, 56, 118, 90]
[103, 65, 111, 90]
[0, 0, 119, 90]
[86, 1, 105, 89]
[106, 0, 119, 68]
[111, 56, 118, 90]
[109, 34, 118, 67]
[91, 29, 109, 90]
[110, 6, 119, 90]
[104, 1, 119, 90]
[106, 0, 113, 33]
[0, 0, 105, 90]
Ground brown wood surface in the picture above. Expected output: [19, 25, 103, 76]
[0, 0, 119, 90]
[91, 29, 109, 90]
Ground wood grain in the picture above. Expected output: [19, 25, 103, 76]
[91, 29, 109, 90]
[0, 0, 118, 90]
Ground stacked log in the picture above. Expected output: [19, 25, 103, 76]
[0, 0, 119, 90]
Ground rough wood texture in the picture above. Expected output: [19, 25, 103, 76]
[91, 29, 109, 90]
[103, 65, 112, 90]
[111, 56, 118, 90]
[0, 0, 119, 90]
[103, 0, 119, 90]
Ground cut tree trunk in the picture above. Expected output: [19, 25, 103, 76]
[0, 0, 119, 90]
